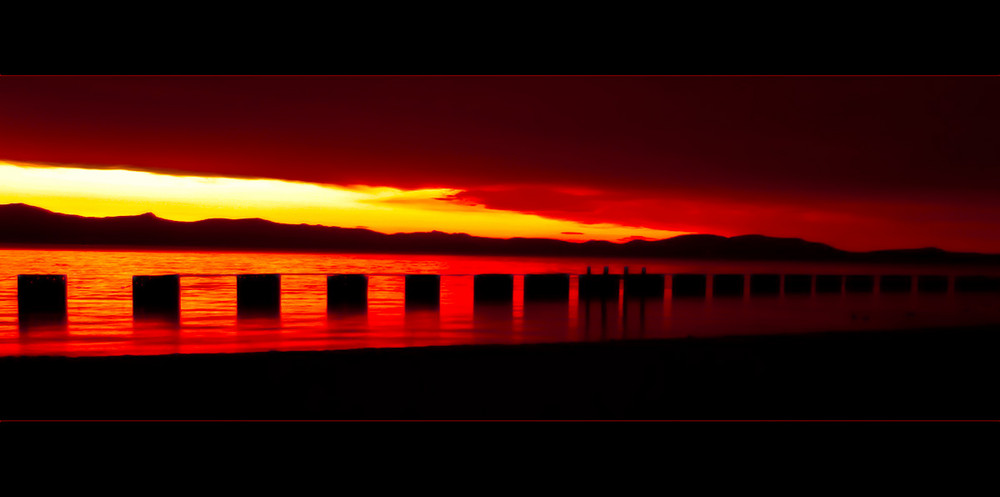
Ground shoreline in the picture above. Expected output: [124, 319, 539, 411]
[2, 324, 999, 420]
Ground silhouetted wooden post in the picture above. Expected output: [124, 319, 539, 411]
[845, 275, 875, 293]
[405, 274, 440, 309]
[879, 275, 912, 293]
[473, 274, 514, 331]
[624, 272, 665, 298]
[17, 274, 67, 327]
[524, 274, 570, 301]
[783, 274, 812, 295]
[474, 274, 514, 303]
[917, 275, 948, 293]
[327, 274, 368, 313]
[623, 268, 664, 338]
[237, 274, 280, 318]
[671, 274, 706, 298]
[712, 274, 744, 297]
[133, 274, 180, 319]
[579, 269, 621, 341]
[815, 275, 843, 293]
[578, 272, 620, 300]
[955, 275, 1000, 292]
[749, 274, 781, 295]
[523, 273, 571, 333]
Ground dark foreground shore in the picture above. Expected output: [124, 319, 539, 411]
[2, 325, 999, 420]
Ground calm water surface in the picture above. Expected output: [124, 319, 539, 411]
[2, 248, 998, 357]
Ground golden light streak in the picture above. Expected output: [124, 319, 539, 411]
[0, 161, 689, 242]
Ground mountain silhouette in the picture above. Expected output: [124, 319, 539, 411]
[1, 203, 998, 263]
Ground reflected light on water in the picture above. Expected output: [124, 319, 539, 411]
[1, 248, 999, 357]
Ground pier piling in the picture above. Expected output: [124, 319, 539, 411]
[671, 274, 707, 298]
[879, 275, 912, 293]
[783, 274, 812, 295]
[578, 273, 620, 300]
[955, 275, 1000, 292]
[474, 275, 515, 328]
[749, 274, 781, 295]
[17, 274, 68, 327]
[623, 273, 665, 298]
[523, 274, 570, 301]
[918, 275, 948, 293]
[523, 274, 570, 329]
[405, 274, 441, 309]
[133, 275, 180, 319]
[845, 275, 875, 293]
[237, 274, 281, 318]
[327, 274, 368, 313]
[816, 275, 843, 294]
[712, 274, 744, 297]
[474, 274, 514, 303]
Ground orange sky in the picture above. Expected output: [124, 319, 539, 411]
[0, 160, 690, 242]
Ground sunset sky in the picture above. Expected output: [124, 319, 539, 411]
[0, 75, 997, 252]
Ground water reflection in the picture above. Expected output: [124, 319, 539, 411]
[326, 308, 368, 330]
[523, 300, 571, 338]
[0, 249, 998, 357]
[404, 307, 440, 325]
[16, 325, 70, 356]
[473, 302, 514, 332]
[133, 313, 182, 330]
[134, 307, 181, 325]
[579, 295, 621, 342]
[18, 312, 69, 331]
[622, 296, 665, 340]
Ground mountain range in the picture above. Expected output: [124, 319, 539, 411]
[1, 203, 997, 263]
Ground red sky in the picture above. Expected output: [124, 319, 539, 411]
[0, 75, 998, 252]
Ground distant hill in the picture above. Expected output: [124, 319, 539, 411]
[1, 203, 998, 263]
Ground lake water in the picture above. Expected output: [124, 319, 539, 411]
[1, 248, 999, 357]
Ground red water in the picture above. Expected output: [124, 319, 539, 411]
[2, 248, 999, 357]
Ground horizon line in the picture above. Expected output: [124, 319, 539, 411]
[5, 201, 988, 257]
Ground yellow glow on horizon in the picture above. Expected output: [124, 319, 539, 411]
[0, 161, 690, 242]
